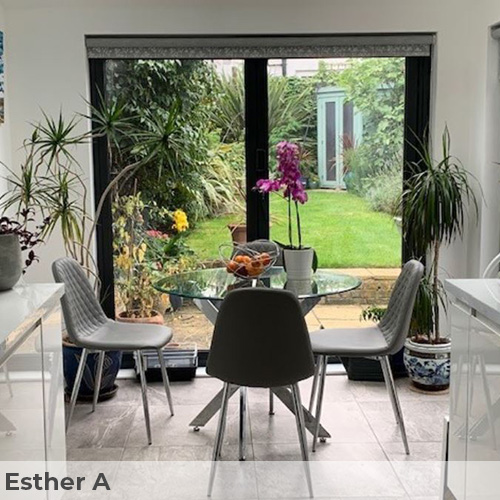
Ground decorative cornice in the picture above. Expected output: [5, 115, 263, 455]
[87, 43, 431, 60]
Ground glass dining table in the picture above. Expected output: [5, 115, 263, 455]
[154, 267, 361, 459]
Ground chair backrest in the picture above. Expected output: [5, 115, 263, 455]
[52, 257, 108, 345]
[206, 288, 314, 388]
[379, 259, 424, 354]
[483, 253, 500, 278]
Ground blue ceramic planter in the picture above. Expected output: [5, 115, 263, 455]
[404, 339, 450, 391]
[63, 344, 122, 401]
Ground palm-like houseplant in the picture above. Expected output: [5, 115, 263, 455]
[0, 96, 188, 398]
[401, 127, 478, 390]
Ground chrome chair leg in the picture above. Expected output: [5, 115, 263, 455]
[239, 386, 248, 461]
[380, 356, 409, 454]
[269, 389, 275, 415]
[136, 351, 152, 445]
[291, 384, 314, 498]
[157, 348, 174, 416]
[312, 355, 327, 452]
[309, 358, 321, 413]
[208, 382, 231, 497]
[66, 348, 88, 432]
[92, 351, 105, 413]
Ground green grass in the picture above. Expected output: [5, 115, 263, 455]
[185, 191, 401, 268]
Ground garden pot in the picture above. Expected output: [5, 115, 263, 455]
[228, 223, 247, 245]
[283, 247, 315, 280]
[341, 348, 407, 381]
[0, 234, 22, 291]
[63, 340, 122, 401]
[404, 338, 450, 391]
[117, 309, 164, 325]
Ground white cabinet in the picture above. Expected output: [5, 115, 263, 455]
[448, 301, 471, 500]
[0, 285, 66, 499]
[446, 279, 500, 500]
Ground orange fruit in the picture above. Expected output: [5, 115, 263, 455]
[235, 254, 251, 264]
[259, 252, 271, 266]
[226, 260, 239, 274]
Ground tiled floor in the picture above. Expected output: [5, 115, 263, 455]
[66, 373, 447, 499]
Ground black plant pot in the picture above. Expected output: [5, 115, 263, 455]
[63, 344, 122, 401]
[340, 348, 407, 381]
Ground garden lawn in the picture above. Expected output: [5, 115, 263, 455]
[185, 190, 401, 268]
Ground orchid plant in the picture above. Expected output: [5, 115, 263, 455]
[256, 142, 308, 249]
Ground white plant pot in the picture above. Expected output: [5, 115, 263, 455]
[283, 248, 314, 281]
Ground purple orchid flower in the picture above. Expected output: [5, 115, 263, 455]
[255, 141, 308, 248]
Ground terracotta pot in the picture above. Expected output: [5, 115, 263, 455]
[228, 223, 247, 245]
[117, 310, 164, 325]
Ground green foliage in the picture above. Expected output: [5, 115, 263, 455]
[364, 166, 402, 215]
[361, 306, 386, 322]
[337, 58, 405, 172]
[105, 59, 220, 221]
[401, 128, 479, 341]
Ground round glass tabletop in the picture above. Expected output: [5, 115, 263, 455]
[153, 267, 361, 301]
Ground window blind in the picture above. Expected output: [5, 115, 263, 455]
[86, 34, 434, 59]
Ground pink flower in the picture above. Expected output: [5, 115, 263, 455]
[256, 178, 282, 194]
[146, 229, 169, 240]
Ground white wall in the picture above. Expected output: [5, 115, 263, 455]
[2, 0, 500, 282]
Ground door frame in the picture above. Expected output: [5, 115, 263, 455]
[317, 86, 363, 189]
[88, 46, 432, 319]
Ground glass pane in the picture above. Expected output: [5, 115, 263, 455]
[325, 101, 337, 182]
[105, 58, 245, 350]
[267, 57, 404, 333]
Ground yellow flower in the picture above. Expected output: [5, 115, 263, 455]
[172, 209, 189, 232]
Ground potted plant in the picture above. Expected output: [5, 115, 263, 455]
[0, 96, 184, 399]
[0, 212, 44, 290]
[401, 127, 478, 391]
[256, 141, 315, 280]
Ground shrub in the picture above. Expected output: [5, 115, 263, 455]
[364, 168, 403, 216]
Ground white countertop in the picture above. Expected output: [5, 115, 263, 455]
[0, 284, 64, 361]
[445, 279, 500, 325]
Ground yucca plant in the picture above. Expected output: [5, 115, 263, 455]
[400, 127, 479, 342]
[0, 94, 183, 285]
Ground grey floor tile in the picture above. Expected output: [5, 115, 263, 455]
[312, 461, 407, 498]
[66, 404, 136, 449]
[121, 446, 161, 461]
[381, 441, 443, 462]
[314, 400, 379, 443]
[358, 400, 448, 443]
[66, 447, 124, 461]
[390, 461, 443, 498]
[124, 402, 250, 448]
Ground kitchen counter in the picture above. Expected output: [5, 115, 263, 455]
[0, 283, 66, 497]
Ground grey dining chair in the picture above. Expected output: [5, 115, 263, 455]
[309, 259, 424, 454]
[206, 288, 315, 498]
[52, 257, 174, 445]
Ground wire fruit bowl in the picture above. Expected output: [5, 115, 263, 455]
[219, 240, 280, 280]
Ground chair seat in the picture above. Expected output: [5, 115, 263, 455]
[310, 326, 390, 357]
[79, 320, 173, 351]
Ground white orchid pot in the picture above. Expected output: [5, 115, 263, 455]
[283, 247, 315, 281]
